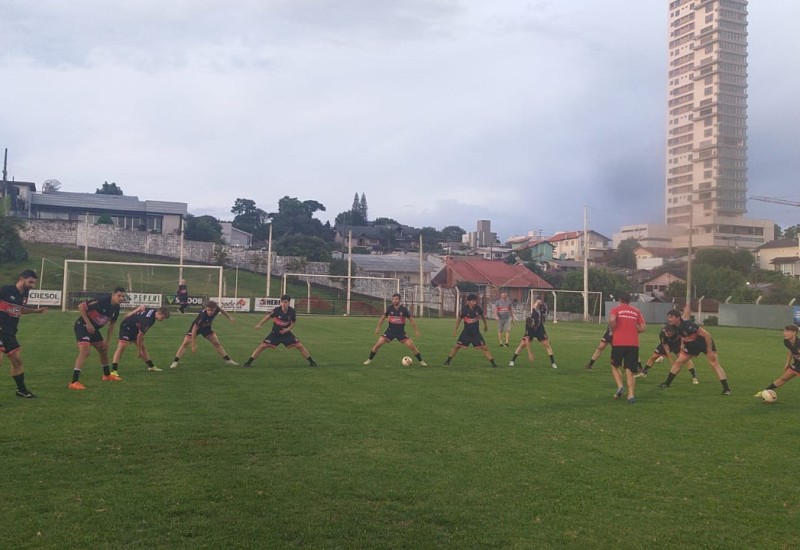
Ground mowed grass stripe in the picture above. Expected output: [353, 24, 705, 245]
[1, 313, 798, 548]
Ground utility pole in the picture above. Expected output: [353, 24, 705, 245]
[2, 148, 8, 199]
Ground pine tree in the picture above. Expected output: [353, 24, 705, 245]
[359, 193, 368, 223]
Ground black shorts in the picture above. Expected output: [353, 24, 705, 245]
[601, 328, 613, 344]
[791, 361, 800, 375]
[119, 324, 139, 342]
[75, 321, 104, 345]
[186, 325, 214, 338]
[457, 331, 485, 348]
[0, 332, 21, 354]
[526, 326, 549, 342]
[682, 338, 716, 357]
[263, 331, 299, 348]
[611, 346, 640, 371]
[381, 331, 409, 342]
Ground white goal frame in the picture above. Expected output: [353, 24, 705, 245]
[529, 288, 604, 324]
[62, 259, 223, 312]
[281, 273, 400, 315]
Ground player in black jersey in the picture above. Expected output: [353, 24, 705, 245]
[658, 308, 731, 395]
[169, 300, 238, 368]
[176, 279, 189, 314]
[755, 324, 800, 399]
[363, 293, 427, 366]
[636, 324, 697, 382]
[444, 294, 497, 367]
[0, 270, 45, 398]
[110, 305, 170, 374]
[509, 306, 558, 368]
[242, 295, 318, 367]
[68, 287, 126, 390]
[584, 325, 613, 369]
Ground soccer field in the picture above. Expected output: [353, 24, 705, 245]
[2, 313, 798, 549]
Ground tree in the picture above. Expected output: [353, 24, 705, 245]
[231, 198, 268, 241]
[96, 181, 123, 195]
[562, 268, 629, 313]
[359, 193, 368, 222]
[274, 234, 332, 262]
[418, 226, 440, 252]
[783, 225, 800, 240]
[373, 217, 399, 226]
[608, 238, 638, 269]
[695, 248, 754, 274]
[690, 264, 746, 301]
[335, 192, 367, 227]
[184, 214, 223, 243]
[0, 197, 28, 262]
[270, 196, 330, 241]
[440, 225, 466, 243]
[96, 214, 114, 225]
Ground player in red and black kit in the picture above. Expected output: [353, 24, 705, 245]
[169, 300, 238, 368]
[584, 326, 613, 369]
[444, 294, 497, 367]
[636, 324, 697, 383]
[0, 270, 45, 398]
[608, 291, 646, 403]
[242, 295, 317, 367]
[111, 305, 170, 374]
[363, 293, 426, 366]
[659, 308, 731, 395]
[176, 279, 189, 314]
[68, 287, 127, 390]
[755, 324, 800, 399]
[509, 302, 557, 368]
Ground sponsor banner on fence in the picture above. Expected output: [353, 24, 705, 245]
[123, 293, 163, 308]
[28, 290, 62, 307]
[794, 306, 800, 325]
[254, 297, 294, 312]
[211, 297, 252, 313]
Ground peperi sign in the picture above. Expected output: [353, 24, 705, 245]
[28, 290, 63, 307]
[123, 293, 163, 308]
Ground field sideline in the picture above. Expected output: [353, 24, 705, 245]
[2, 313, 798, 548]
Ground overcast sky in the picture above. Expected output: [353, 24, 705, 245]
[2, 1, 798, 241]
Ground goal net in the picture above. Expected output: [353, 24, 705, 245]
[62, 260, 223, 312]
[529, 289, 604, 323]
[280, 273, 400, 316]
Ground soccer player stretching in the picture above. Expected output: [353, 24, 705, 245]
[754, 324, 800, 399]
[444, 293, 497, 368]
[608, 292, 646, 403]
[68, 287, 127, 390]
[111, 306, 170, 374]
[584, 326, 612, 369]
[242, 295, 317, 367]
[0, 270, 45, 398]
[170, 300, 238, 368]
[363, 293, 426, 366]
[637, 324, 697, 383]
[509, 301, 557, 368]
[658, 308, 731, 395]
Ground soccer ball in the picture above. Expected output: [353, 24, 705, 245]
[760, 389, 777, 404]
[401, 356, 413, 367]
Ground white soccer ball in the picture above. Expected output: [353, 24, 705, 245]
[761, 389, 777, 404]
[401, 356, 413, 367]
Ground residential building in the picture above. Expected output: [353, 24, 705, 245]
[643, 271, 685, 298]
[613, 223, 684, 249]
[665, 0, 772, 249]
[753, 238, 800, 275]
[1, 180, 36, 214]
[220, 222, 253, 248]
[463, 220, 497, 248]
[431, 256, 552, 303]
[23, 191, 186, 234]
[546, 230, 610, 261]
[634, 246, 682, 270]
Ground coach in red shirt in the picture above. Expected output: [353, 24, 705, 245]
[609, 291, 646, 403]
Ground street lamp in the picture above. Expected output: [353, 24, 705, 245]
[265, 219, 273, 298]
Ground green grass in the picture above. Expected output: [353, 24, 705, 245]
[1, 315, 798, 548]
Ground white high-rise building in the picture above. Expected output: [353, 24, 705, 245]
[665, 0, 772, 249]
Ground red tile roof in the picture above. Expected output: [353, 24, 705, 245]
[433, 257, 552, 289]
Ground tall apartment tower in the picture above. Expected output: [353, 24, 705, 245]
[665, 0, 771, 248]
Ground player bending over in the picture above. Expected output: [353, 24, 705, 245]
[69, 287, 126, 390]
[0, 270, 46, 398]
[111, 306, 170, 375]
[170, 300, 238, 369]
[363, 293, 427, 366]
[637, 324, 697, 383]
[509, 301, 557, 368]
[444, 294, 497, 368]
[242, 295, 317, 368]
[754, 324, 800, 399]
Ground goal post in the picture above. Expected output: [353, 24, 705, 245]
[529, 288, 603, 324]
[281, 273, 400, 316]
[62, 259, 223, 312]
